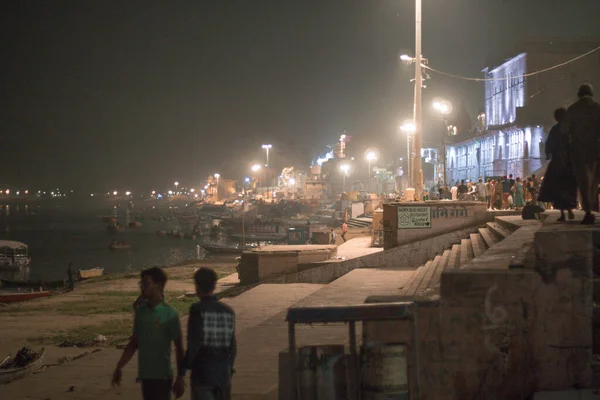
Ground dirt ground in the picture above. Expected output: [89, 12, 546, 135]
[0, 258, 238, 367]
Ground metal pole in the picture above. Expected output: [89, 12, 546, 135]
[442, 120, 447, 186]
[413, 0, 423, 200]
[407, 134, 411, 189]
[288, 321, 297, 400]
[349, 321, 359, 400]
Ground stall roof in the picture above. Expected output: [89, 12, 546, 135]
[286, 302, 412, 324]
[0, 240, 28, 249]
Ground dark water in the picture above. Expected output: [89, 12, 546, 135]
[0, 203, 212, 281]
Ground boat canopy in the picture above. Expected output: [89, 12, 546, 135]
[0, 240, 28, 250]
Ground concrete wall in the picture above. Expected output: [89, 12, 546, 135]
[362, 222, 594, 399]
[238, 247, 336, 285]
[383, 201, 489, 250]
[269, 224, 482, 285]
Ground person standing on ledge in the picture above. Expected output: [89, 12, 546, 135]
[562, 84, 600, 224]
[112, 267, 185, 400]
[66, 262, 75, 290]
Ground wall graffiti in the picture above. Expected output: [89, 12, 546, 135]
[482, 283, 509, 355]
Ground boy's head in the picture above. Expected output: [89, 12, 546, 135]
[140, 267, 167, 299]
[194, 267, 218, 297]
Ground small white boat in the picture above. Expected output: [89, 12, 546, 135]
[0, 348, 45, 384]
[0, 240, 31, 270]
[78, 268, 104, 280]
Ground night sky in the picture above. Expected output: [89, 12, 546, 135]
[2, 0, 600, 191]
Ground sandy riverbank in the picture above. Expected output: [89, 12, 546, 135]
[0, 257, 238, 369]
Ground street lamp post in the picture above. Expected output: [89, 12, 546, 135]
[400, 121, 416, 191]
[213, 174, 220, 201]
[433, 99, 453, 186]
[262, 144, 272, 167]
[365, 150, 378, 193]
[174, 181, 179, 193]
[340, 164, 350, 193]
[414, 0, 423, 201]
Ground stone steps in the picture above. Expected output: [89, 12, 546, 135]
[390, 217, 518, 299]
[447, 244, 461, 269]
[478, 227, 499, 248]
[486, 221, 512, 239]
[460, 238, 474, 266]
[470, 233, 486, 258]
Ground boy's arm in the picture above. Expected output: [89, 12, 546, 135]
[116, 334, 138, 370]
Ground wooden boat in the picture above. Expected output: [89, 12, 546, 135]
[156, 230, 167, 236]
[0, 291, 50, 303]
[109, 242, 131, 250]
[0, 349, 45, 384]
[0, 240, 31, 270]
[78, 268, 104, 280]
[128, 221, 142, 228]
[1, 279, 65, 290]
[229, 233, 287, 241]
[201, 244, 245, 254]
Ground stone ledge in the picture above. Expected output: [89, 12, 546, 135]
[459, 224, 542, 270]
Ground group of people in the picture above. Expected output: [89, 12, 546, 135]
[329, 221, 348, 244]
[429, 84, 600, 224]
[537, 84, 600, 224]
[112, 266, 236, 400]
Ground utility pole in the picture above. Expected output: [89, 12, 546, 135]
[413, 0, 423, 201]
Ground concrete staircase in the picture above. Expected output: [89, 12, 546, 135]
[396, 220, 515, 299]
[346, 217, 372, 229]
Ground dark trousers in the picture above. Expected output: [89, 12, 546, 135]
[141, 379, 172, 400]
[341, 232, 347, 242]
[191, 383, 230, 400]
[574, 160, 600, 214]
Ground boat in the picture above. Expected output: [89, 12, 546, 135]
[78, 268, 104, 280]
[0, 291, 51, 303]
[201, 244, 245, 254]
[128, 221, 142, 228]
[0, 348, 45, 384]
[109, 241, 131, 250]
[107, 224, 125, 234]
[156, 230, 167, 236]
[229, 233, 287, 242]
[0, 241, 31, 270]
[0, 279, 65, 291]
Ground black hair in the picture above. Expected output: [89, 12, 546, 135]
[141, 267, 168, 287]
[194, 267, 218, 294]
[553, 107, 567, 123]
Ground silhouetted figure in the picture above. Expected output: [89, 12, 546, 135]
[66, 262, 75, 290]
[563, 84, 600, 224]
[538, 108, 578, 221]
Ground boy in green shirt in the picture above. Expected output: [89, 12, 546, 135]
[112, 267, 185, 400]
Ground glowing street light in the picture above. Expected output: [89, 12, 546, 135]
[251, 164, 262, 172]
[244, 177, 250, 183]
[214, 173, 220, 201]
[174, 181, 179, 192]
[339, 163, 350, 193]
[125, 191, 131, 196]
[400, 54, 414, 62]
[190, 188, 195, 193]
[433, 98, 453, 185]
[168, 190, 173, 195]
[261, 144, 272, 167]
[113, 191, 118, 196]
[151, 190, 156, 195]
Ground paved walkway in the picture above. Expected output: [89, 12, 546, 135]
[336, 236, 382, 259]
[0, 267, 413, 400]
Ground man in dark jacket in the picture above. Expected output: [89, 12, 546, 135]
[563, 84, 600, 224]
[185, 267, 236, 400]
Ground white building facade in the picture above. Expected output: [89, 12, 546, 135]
[446, 52, 546, 183]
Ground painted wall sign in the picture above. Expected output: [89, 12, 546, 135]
[397, 206, 431, 229]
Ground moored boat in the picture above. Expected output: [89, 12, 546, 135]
[201, 243, 256, 254]
[0, 348, 45, 384]
[0, 291, 50, 303]
[0, 241, 31, 270]
[229, 233, 287, 241]
[109, 241, 131, 250]
[0, 279, 65, 291]
[78, 268, 104, 280]
[128, 221, 142, 228]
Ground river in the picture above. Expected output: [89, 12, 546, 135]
[0, 201, 215, 281]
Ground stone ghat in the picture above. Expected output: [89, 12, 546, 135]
[363, 216, 597, 399]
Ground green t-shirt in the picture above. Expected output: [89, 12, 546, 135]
[134, 301, 181, 380]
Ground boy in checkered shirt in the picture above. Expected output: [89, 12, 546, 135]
[183, 267, 236, 400]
